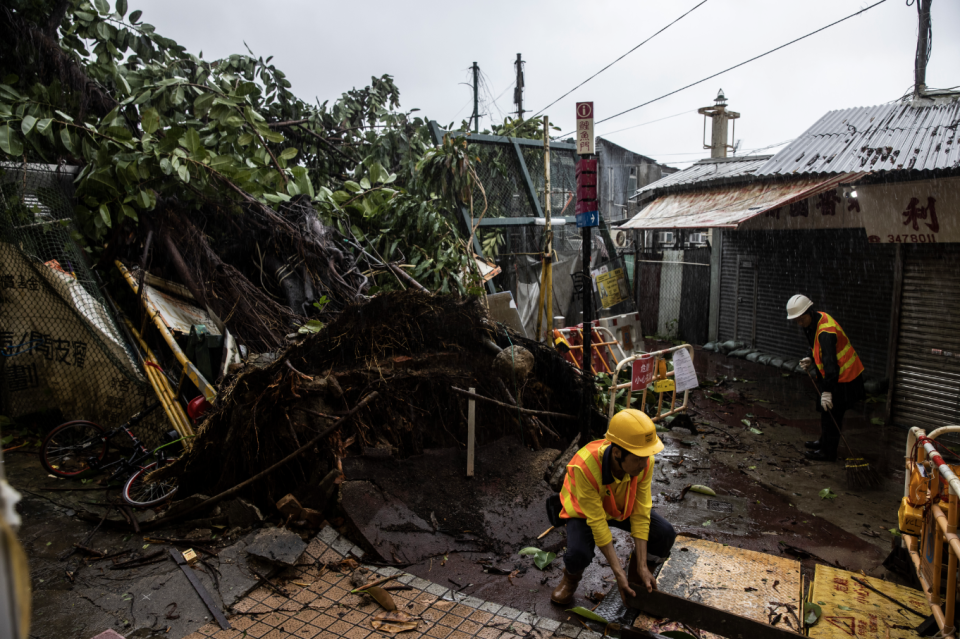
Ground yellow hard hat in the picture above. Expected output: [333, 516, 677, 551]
[605, 409, 664, 457]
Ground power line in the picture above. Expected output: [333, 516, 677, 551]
[530, 0, 711, 119]
[596, 109, 699, 137]
[558, 0, 889, 137]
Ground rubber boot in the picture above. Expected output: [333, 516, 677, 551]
[550, 568, 583, 605]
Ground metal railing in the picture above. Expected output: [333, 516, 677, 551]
[903, 425, 960, 638]
[606, 344, 695, 421]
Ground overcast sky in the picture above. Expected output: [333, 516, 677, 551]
[132, 0, 958, 168]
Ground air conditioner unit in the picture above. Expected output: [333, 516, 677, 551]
[613, 230, 629, 248]
[688, 232, 707, 245]
[657, 231, 675, 245]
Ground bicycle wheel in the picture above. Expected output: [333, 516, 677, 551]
[40, 421, 108, 477]
[122, 459, 179, 508]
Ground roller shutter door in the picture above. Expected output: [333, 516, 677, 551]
[891, 247, 960, 430]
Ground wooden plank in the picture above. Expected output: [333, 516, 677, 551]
[466, 387, 476, 477]
[623, 588, 804, 639]
[170, 548, 231, 630]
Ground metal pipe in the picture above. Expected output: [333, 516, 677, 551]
[124, 318, 195, 447]
[912, 426, 960, 500]
[116, 260, 217, 402]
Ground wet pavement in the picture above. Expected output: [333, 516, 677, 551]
[9, 343, 911, 638]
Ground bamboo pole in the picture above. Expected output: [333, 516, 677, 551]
[543, 115, 553, 342]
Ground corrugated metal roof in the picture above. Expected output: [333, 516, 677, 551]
[618, 173, 863, 230]
[632, 155, 772, 199]
[758, 98, 960, 176]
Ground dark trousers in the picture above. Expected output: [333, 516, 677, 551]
[563, 510, 676, 574]
[819, 401, 852, 458]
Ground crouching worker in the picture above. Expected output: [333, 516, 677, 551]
[549, 409, 676, 606]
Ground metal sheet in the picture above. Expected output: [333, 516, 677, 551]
[891, 246, 960, 431]
[718, 230, 895, 379]
[620, 174, 862, 230]
[758, 100, 960, 177]
[633, 155, 772, 200]
[144, 283, 221, 336]
[808, 564, 929, 639]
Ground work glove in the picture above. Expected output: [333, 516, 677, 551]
[799, 357, 812, 372]
[821, 392, 834, 411]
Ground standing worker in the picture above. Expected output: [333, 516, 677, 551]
[548, 410, 676, 606]
[786, 294, 865, 462]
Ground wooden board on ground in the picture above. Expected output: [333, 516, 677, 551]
[654, 537, 803, 631]
[808, 564, 930, 638]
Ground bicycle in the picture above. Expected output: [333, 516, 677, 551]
[39, 402, 182, 508]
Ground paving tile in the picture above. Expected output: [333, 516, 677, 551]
[468, 610, 494, 625]
[499, 633, 522, 639]
[294, 626, 322, 639]
[310, 614, 339, 630]
[345, 625, 371, 639]
[327, 619, 354, 636]
[319, 527, 339, 543]
[279, 618, 306, 634]
[478, 601, 502, 614]
[452, 604, 475, 618]
[294, 609, 322, 624]
[425, 583, 450, 597]
[232, 598, 259, 613]
[476, 627, 503, 639]
[516, 612, 537, 626]
[433, 600, 456, 612]
[349, 545, 366, 558]
[558, 623, 582, 638]
[439, 614, 463, 629]
[331, 537, 354, 555]
[497, 607, 522, 620]
[535, 618, 561, 632]
[258, 611, 290, 627]
[448, 631, 473, 639]
[397, 573, 416, 584]
[462, 596, 484, 609]
[250, 587, 273, 602]
[325, 585, 350, 601]
[579, 631, 602, 639]
[243, 622, 273, 638]
[458, 619, 483, 634]
[231, 616, 257, 632]
[426, 624, 454, 639]
[341, 609, 372, 625]
[260, 630, 285, 639]
[416, 593, 440, 606]
[509, 621, 533, 635]
[410, 577, 432, 590]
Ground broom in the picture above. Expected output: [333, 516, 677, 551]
[805, 370, 882, 489]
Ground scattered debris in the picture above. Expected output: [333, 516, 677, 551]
[244, 528, 307, 566]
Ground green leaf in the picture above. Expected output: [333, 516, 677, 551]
[870, 418, 885, 426]
[533, 550, 556, 570]
[818, 487, 837, 500]
[741, 419, 751, 427]
[98, 204, 112, 228]
[889, 527, 902, 537]
[689, 485, 716, 496]
[837, 605, 852, 611]
[176, 164, 190, 183]
[749, 427, 763, 435]
[702, 520, 712, 526]
[566, 607, 608, 624]
[518, 547, 540, 556]
[121, 204, 138, 221]
[36, 118, 53, 134]
[297, 319, 324, 334]
[0, 124, 23, 156]
[94, 0, 109, 14]
[344, 181, 362, 193]
[279, 147, 298, 160]
[803, 602, 822, 626]
[180, 128, 201, 154]
[116, 0, 128, 17]
[141, 107, 159, 134]
[20, 115, 37, 135]
[129, 9, 142, 23]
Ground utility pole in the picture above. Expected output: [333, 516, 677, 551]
[471, 62, 479, 133]
[914, 0, 932, 97]
[514, 54, 525, 120]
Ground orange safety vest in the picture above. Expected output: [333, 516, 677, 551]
[559, 439, 650, 521]
[812, 312, 864, 383]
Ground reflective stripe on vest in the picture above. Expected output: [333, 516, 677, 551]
[559, 439, 649, 521]
[812, 312, 864, 383]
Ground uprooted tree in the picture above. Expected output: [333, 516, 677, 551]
[0, 0, 502, 351]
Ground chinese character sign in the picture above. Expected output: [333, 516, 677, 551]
[632, 355, 654, 391]
[575, 102, 594, 155]
[860, 177, 960, 244]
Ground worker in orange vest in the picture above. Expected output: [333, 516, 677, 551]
[786, 294, 865, 462]
[548, 409, 676, 606]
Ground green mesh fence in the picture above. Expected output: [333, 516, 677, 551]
[0, 162, 167, 447]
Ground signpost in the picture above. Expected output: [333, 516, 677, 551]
[576, 102, 597, 444]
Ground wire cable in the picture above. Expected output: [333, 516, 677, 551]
[530, 0, 711, 119]
[596, 109, 699, 137]
[557, 0, 889, 137]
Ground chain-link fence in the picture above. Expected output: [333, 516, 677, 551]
[0, 163, 166, 446]
[635, 247, 711, 344]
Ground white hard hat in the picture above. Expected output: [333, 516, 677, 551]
[786, 294, 813, 320]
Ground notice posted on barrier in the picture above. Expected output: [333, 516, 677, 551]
[631, 355, 654, 391]
[672, 348, 699, 392]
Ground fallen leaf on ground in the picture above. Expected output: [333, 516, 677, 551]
[749, 428, 763, 435]
[741, 419, 751, 427]
[689, 485, 716, 496]
[367, 586, 397, 611]
[566, 607, 609, 624]
[818, 488, 837, 500]
[804, 602, 822, 626]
